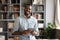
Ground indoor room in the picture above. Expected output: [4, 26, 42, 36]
[0, 0, 60, 40]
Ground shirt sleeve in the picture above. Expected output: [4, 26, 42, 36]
[13, 17, 20, 33]
[34, 20, 39, 35]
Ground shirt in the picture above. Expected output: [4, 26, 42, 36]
[13, 15, 38, 40]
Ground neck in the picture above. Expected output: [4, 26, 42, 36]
[24, 14, 30, 19]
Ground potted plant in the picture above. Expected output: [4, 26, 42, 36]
[45, 23, 56, 39]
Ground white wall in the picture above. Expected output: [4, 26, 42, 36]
[46, 0, 54, 27]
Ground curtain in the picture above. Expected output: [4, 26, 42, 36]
[55, 0, 60, 29]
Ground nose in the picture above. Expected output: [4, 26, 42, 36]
[25, 9, 30, 12]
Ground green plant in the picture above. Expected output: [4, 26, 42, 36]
[45, 23, 56, 38]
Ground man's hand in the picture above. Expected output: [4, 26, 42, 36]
[30, 31, 35, 35]
[22, 29, 31, 34]
[13, 29, 32, 35]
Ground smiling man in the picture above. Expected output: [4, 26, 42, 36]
[13, 4, 38, 40]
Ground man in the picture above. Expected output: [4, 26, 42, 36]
[13, 4, 38, 40]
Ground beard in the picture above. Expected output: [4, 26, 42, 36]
[24, 11, 31, 18]
[24, 11, 31, 16]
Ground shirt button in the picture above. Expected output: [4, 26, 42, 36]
[28, 36, 29, 38]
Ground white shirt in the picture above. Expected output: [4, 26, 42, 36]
[13, 15, 38, 40]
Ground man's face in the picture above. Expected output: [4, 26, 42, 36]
[24, 5, 31, 16]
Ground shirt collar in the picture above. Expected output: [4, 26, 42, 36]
[23, 15, 31, 19]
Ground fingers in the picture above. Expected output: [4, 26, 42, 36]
[31, 31, 35, 35]
[23, 30, 31, 34]
[23, 29, 34, 35]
